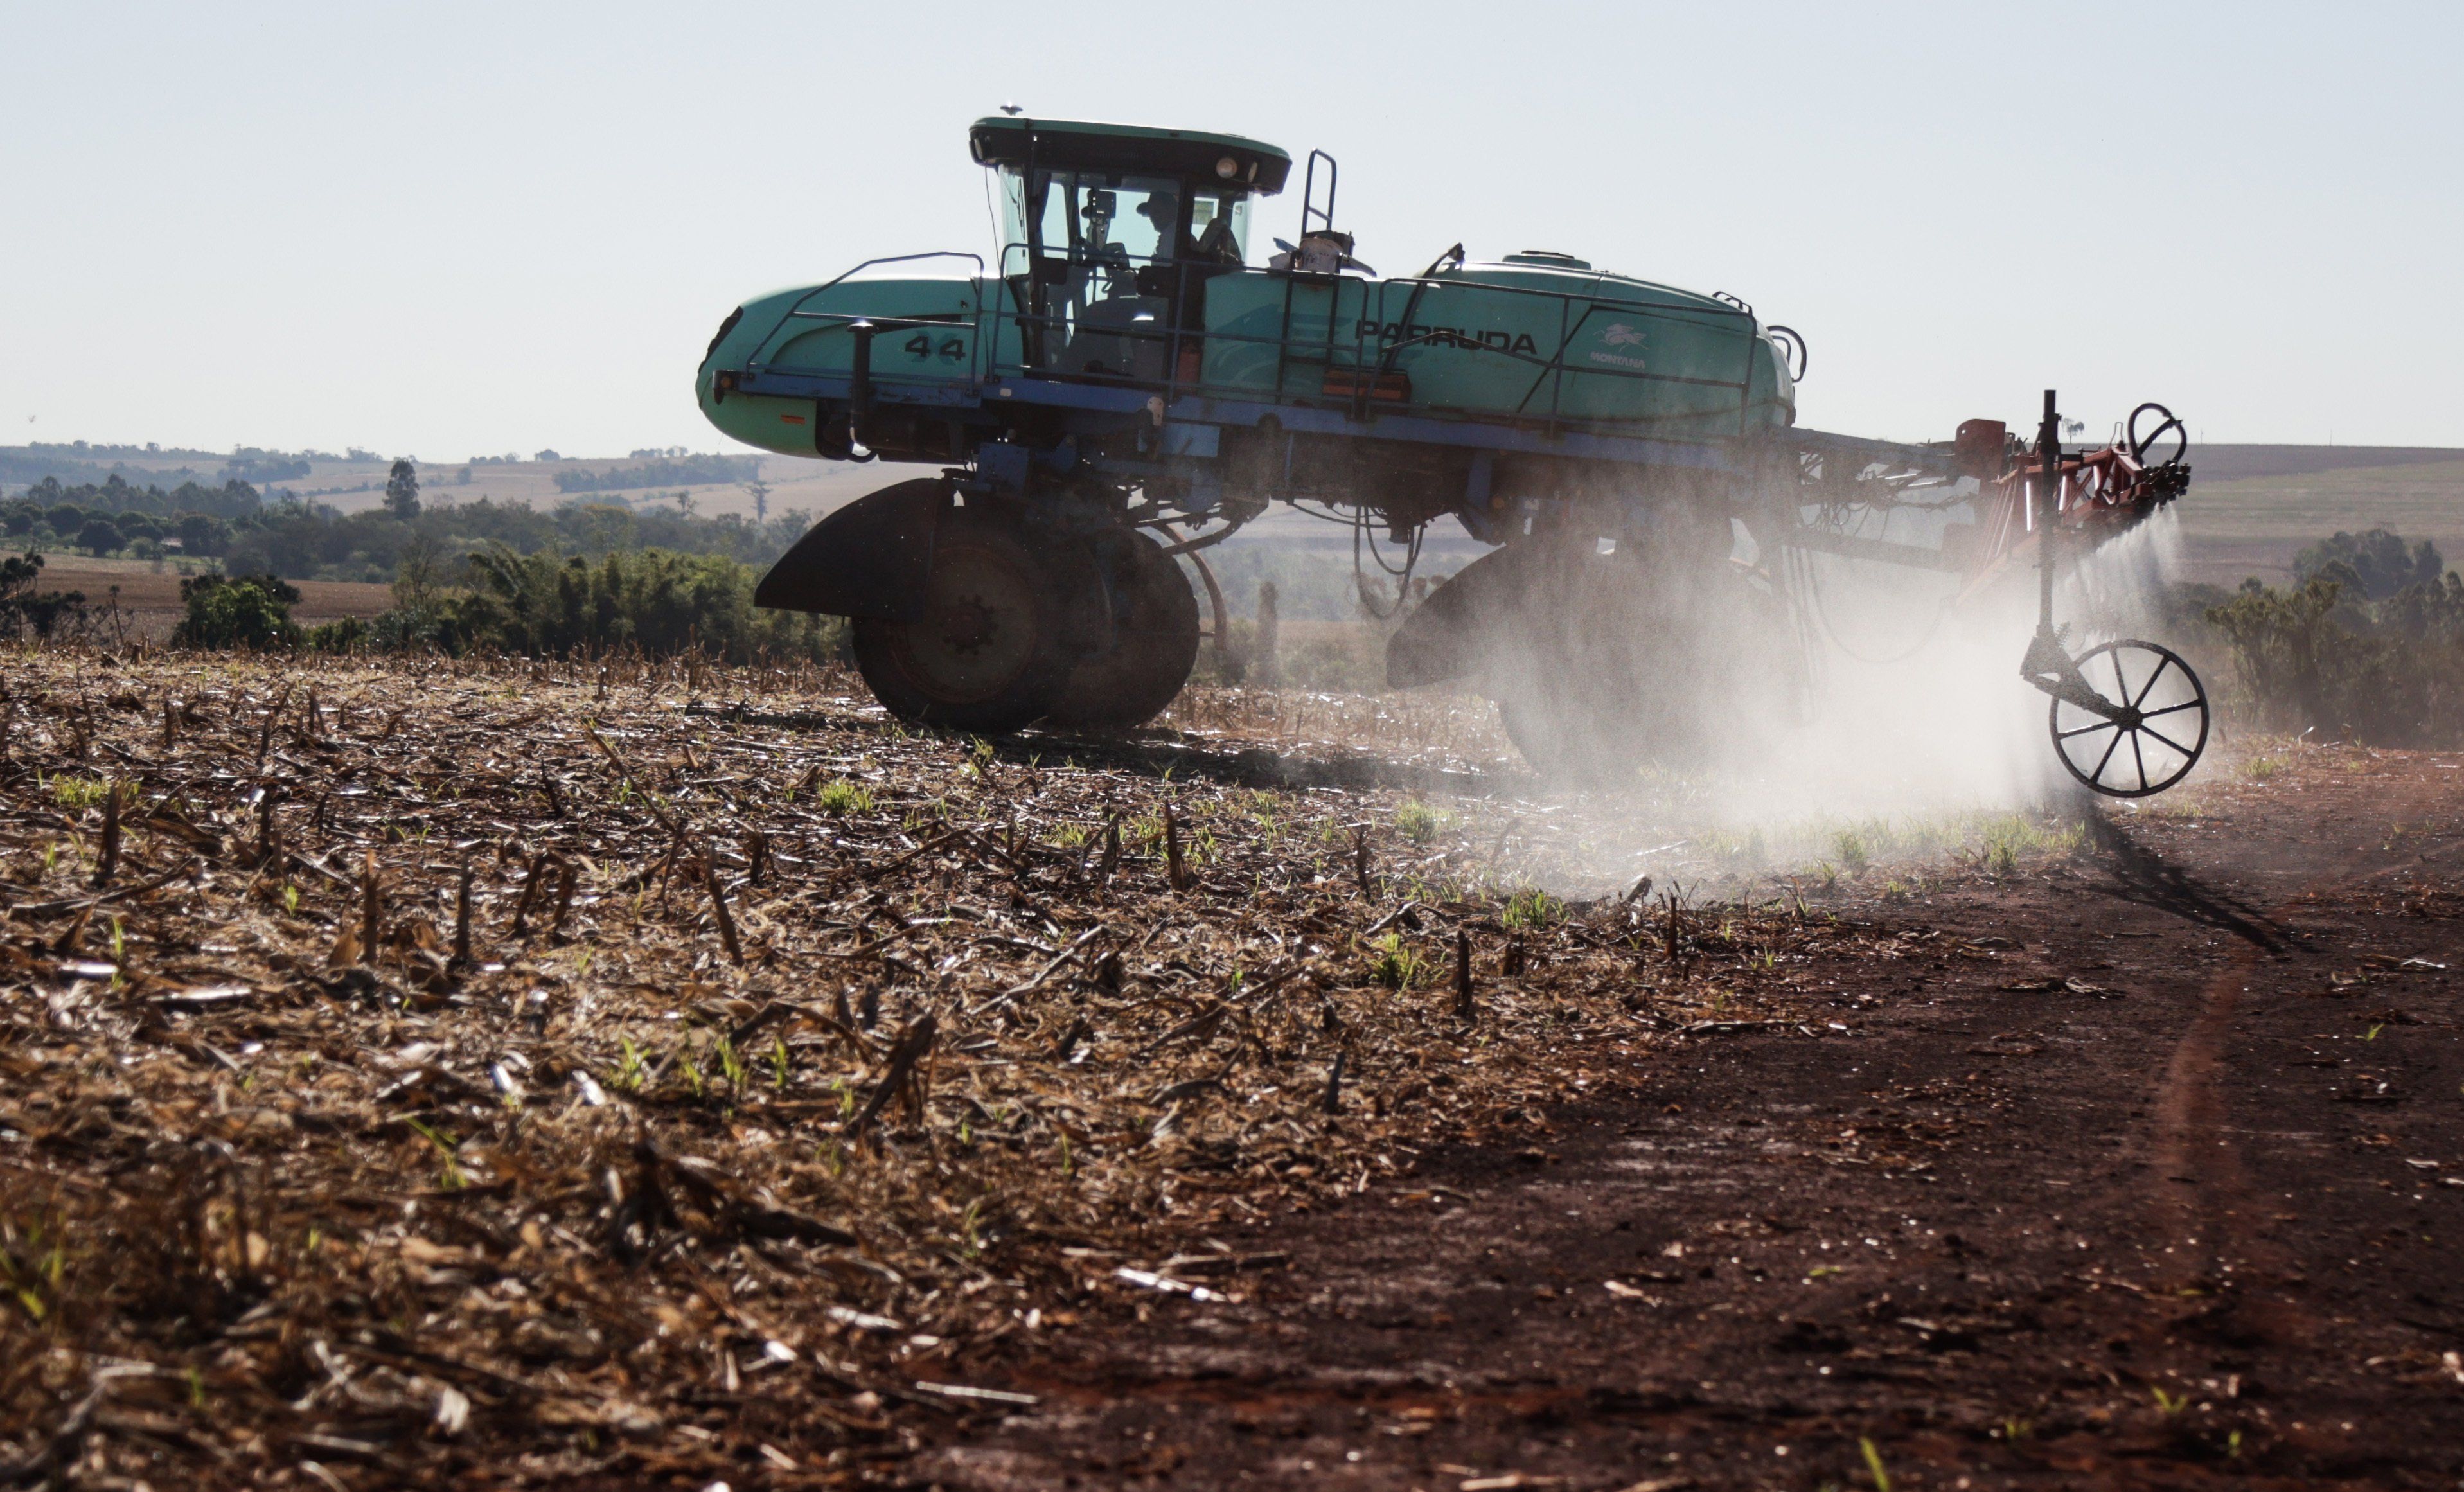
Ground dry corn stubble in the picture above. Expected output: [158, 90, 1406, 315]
[0, 647, 1886, 1486]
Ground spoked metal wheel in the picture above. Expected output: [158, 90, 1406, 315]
[2048, 639, 2210, 797]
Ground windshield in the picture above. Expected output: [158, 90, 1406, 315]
[1190, 190, 1251, 264]
[996, 167, 1250, 270]
[993, 165, 1257, 379]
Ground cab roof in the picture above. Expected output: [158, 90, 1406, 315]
[968, 116, 1292, 195]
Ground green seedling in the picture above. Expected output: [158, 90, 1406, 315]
[770, 1034, 790, 1088]
[1859, 1435, 1892, 1491]
[52, 777, 107, 810]
[817, 778, 873, 815]
[1834, 830, 1870, 874]
[1395, 800, 1442, 843]
[0, 1225, 64, 1322]
[1502, 887, 1564, 930]
[405, 1118, 464, 1189]
[2149, 1383, 2188, 1416]
[1369, 931, 1424, 990]
[614, 1037, 645, 1092]
[714, 1035, 746, 1090]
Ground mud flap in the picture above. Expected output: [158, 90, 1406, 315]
[1386, 541, 1554, 689]
[752, 477, 951, 620]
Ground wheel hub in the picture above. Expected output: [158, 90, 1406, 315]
[937, 594, 998, 654]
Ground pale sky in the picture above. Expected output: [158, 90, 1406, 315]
[5, 1, 2458, 461]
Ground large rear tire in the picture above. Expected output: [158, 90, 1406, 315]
[1046, 529, 1201, 731]
[850, 510, 1072, 733]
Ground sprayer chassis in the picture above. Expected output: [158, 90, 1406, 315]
[703, 116, 2206, 794]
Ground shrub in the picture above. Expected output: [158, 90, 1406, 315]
[0, 552, 89, 639]
[172, 573, 301, 650]
[306, 616, 371, 653]
[2206, 573, 2464, 745]
[313, 545, 843, 664]
[439, 544, 844, 664]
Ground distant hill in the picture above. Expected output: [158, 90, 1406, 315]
[2175, 448, 2464, 586]
[2188, 444, 2463, 481]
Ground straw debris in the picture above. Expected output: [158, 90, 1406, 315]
[0, 649, 1881, 1485]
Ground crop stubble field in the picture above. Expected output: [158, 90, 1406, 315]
[0, 652, 2461, 1489]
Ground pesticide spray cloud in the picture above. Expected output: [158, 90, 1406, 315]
[1448, 482, 2195, 891]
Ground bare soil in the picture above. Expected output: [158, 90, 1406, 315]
[33, 562, 394, 641]
[0, 653, 2458, 1489]
[928, 752, 2464, 1490]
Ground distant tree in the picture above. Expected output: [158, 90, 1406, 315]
[46, 503, 84, 533]
[175, 512, 233, 557]
[674, 490, 698, 515]
[384, 458, 421, 519]
[76, 517, 123, 556]
[742, 478, 770, 522]
[533, 449, 562, 463]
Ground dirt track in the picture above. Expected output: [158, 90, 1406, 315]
[926, 756, 2464, 1490]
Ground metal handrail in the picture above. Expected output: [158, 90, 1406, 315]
[754, 239, 1782, 441]
[747, 250, 988, 382]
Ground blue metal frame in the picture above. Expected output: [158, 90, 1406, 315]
[731, 363, 1753, 475]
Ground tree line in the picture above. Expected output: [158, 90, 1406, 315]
[2, 466, 817, 578]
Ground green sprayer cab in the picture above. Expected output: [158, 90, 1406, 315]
[700, 116, 2208, 796]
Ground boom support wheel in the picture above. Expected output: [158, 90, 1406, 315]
[2046, 639, 2209, 798]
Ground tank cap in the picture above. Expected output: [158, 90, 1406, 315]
[1502, 249, 1591, 269]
